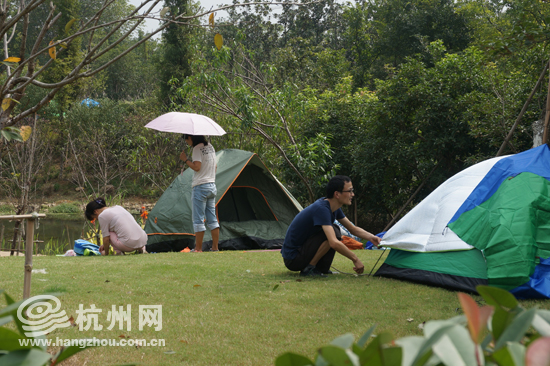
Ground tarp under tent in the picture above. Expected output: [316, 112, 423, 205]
[375, 144, 550, 299]
[145, 149, 302, 252]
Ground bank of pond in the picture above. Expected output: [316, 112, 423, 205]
[0, 214, 142, 255]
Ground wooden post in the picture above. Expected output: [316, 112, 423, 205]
[23, 218, 35, 299]
[0, 213, 45, 299]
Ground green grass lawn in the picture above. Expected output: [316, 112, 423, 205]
[2, 250, 550, 365]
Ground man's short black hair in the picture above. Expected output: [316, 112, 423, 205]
[326, 175, 351, 198]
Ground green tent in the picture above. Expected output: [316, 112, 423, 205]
[145, 149, 302, 252]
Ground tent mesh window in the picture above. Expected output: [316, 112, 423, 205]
[217, 186, 277, 222]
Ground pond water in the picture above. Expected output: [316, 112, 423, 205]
[0, 215, 139, 255]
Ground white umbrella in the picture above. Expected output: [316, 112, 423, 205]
[145, 112, 226, 136]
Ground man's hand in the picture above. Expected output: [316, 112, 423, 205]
[370, 234, 382, 247]
[179, 151, 187, 161]
[353, 258, 364, 274]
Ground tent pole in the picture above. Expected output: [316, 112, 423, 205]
[367, 248, 387, 277]
[543, 58, 550, 145]
[496, 59, 550, 156]
[383, 162, 439, 232]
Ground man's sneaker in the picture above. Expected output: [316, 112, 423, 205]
[300, 265, 327, 277]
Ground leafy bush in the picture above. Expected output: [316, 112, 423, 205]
[275, 286, 550, 366]
[0, 204, 14, 214]
[0, 290, 91, 365]
[48, 203, 80, 214]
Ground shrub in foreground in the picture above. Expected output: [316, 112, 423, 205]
[276, 286, 550, 366]
[0, 290, 91, 365]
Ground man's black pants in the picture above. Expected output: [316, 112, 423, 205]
[284, 224, 341, 273]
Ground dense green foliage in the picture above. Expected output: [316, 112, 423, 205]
[1, 0, 550, 231]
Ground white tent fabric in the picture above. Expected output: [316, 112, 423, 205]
[381, 155, 508, 252]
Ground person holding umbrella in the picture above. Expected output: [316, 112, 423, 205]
[145, 112, 226, 252]
[179, 134, 220, 252]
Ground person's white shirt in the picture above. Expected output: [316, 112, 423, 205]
[191, 143, 216, 187]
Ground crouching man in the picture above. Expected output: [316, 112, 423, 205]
[281, 175, 381, 277]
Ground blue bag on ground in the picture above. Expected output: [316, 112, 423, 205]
[74, 239, 101, 256]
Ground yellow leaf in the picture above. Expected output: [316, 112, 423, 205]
[160, 7, 169, 17]
[19, 126, 32, 142]
[209, 13, 215, 27]
[65, 18, 77, 34]
[3, 57, 20, 63]
[60, 42, 68, 49]
[214, 33, 223, 50]
[49, 41, 56, 60]
[1, 98, 11, 111]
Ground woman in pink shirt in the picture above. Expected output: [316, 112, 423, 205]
[85, 198, 147, 255]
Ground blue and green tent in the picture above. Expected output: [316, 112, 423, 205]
[376, 145, 550, 299]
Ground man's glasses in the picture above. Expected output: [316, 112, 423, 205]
[340, 189, 354, 193]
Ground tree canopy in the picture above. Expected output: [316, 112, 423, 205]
[1, 0, 550, 231]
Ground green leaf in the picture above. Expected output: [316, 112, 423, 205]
[395, 337, 425, 366]
[1, 129, 22, 142]
[319, 345, 359, 366]
[0, 315, 13, 327]
[275, 352, 314, 366]
[1, 61, 18, 68]
[495, 309, 536, 350]
[52, 344, 94, 364]
[492, 342, 525, 366]
[0, 349, 52, 366]
[431, 325, 477, 366]
[330, 333, 355, 349]
[0, 295, 27, 336]
[411, 324, 455, 366]
[357, 325, 377, 348]
[0, 326, 28, 351]
[65, 18, 77, 34]
[382, 347, 403, 366]
[481, 333, 493, 350]
[477, 286, 518, 310]
[315, 354, 329, 366]
[492, 307, 517, 342]
[4, 291, 14, 305]
[412, 348, 434, 366]
[360, 332, 394, 366]
[532, 311, 550, 337]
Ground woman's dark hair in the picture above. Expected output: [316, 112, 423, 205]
[183, 134, 208, 147]
[85, 197, 106, 221]
[326, 175, 351, 198]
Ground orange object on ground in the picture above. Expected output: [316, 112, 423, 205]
[180, 247, 191, 253]
[341, 236, 363, 250]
